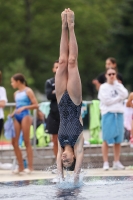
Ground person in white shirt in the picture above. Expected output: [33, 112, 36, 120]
[0, 71, 8, 137]
[98, 68, 128, 170]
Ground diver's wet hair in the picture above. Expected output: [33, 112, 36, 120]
[63, 158, 76, 171]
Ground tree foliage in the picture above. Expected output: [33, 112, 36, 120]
[3, 59, 34, 101]
[111, 0, 133, 90]
[0, 0, 129, 101]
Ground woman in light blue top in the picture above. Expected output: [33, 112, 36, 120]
[10, 73, 38, 174]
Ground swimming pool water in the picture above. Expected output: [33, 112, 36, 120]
[0, 176, 133, 200]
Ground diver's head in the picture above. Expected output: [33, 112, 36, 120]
[61, 147, 76, 171]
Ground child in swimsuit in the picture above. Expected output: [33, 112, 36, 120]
[55, 9, 84, 183]
[10, 73, 38, 174]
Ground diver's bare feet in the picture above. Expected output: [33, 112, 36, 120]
[67, 8, 74, 28]
[61, 9, 67, 28]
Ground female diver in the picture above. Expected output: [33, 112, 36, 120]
[55, 9, 84, 182]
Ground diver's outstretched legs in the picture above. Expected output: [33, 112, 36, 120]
[55, 9, 69, 103]
[67, 9, 82, 105]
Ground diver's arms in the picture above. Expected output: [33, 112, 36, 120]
[74, 133, 84, 183]
[57, 140, 64, 179]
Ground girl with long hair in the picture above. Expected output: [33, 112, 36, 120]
[10, 73, 38, 174]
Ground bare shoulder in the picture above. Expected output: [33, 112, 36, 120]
[127, 92, 133, 101]
[126, 92, 133, 107]
[26, 87, 33, 93]
[25, 87, 35, 97]
[129, 92, 133, 98]
[128, 92, 133, 101]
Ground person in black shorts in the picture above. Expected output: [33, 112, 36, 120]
[56, 9, 84, 183]
[45, 60, 60, 158]
[92, 57, 123, 90]
[0, 71, 8, 137]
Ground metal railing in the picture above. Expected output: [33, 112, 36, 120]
[0, 101, 92, 160]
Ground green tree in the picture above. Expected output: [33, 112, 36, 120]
[111, 0, 133, 91]
[0, 0, 25, 66]
[0, 0, 124, 99]
[23, 0, 124, 97]
[3, 59, 34, 101]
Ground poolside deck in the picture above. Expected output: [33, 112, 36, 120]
[0, 168, 133, 182]
[1, 130, 133, 170]
[1, 130, 133, 183]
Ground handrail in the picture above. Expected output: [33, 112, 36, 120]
[6, 101, 92, 106]
[2, 101, 92, 160]
[6, 103, 16, 106]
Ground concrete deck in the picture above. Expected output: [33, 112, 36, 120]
[0, 168, 133, 183]
[1, 131, 133, 169]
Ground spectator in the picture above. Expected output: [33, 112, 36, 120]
[126, 92, 133, 109]
[45, 60, 60, 158]
[0, 71, 8, 138]
[98, 67, 128, 170]
[126, 92, 133, 146]
[92, 57, 123, 90]
[10, 73, 38, 174]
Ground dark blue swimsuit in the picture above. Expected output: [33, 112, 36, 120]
[58, 91, 83, 148]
